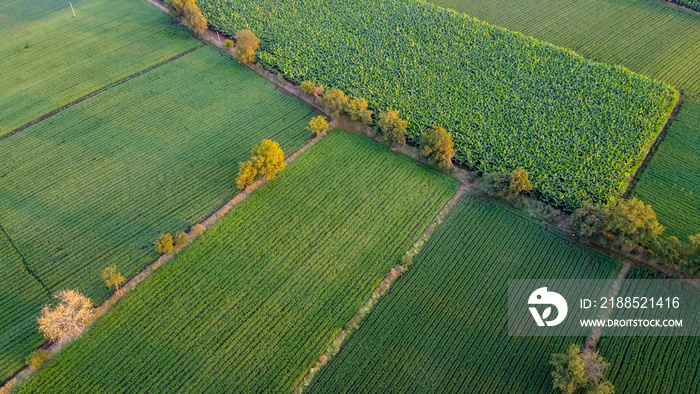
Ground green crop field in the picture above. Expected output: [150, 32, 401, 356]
[632, 99, 700, 239]
[598, 267, 700, 393]
[310, 196, 619, 392]
[0, 0, 197, 136]
[17, 131, 457, 392]
[0, 231, 50, 382]
[429, 0, 700, 97]
[199, 0, 677, 209]
[0, 46, 316, 382]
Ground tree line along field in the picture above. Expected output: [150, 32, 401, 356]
[598, 267, 700, 393]
[309, 195, 620, 392]
[0, 0, 197, 136]
[429, 0, 700, 97]
[199, 0, 678, 210]
[17, 131, 458, 392]
[427, 0, 700, 239]
[632, 99, 700, 239]
[0, 46, 317, 383]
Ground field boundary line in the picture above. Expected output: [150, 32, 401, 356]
[0, 134, 321, 394]
[0, 224, 51, 299]
[0, 46, 201, 142]
[293, 182, 471, 393]
[584, 263, 633, 349]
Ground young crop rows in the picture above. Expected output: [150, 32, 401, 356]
[0, 233, 50, 381]
[632, 99, 700, 238]
[199, 0, 677, 208]
[430, 0, 700, 96]
[310, 196, 619, 392]
[18, 131, 457, 392]
[0, 0, 197, 136]
[0, 47, 315, 383]
[598, 267, 700, 393]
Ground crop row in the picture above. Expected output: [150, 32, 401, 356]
[0, 47, 315, 383]
[0, 0, 198, 136]
[310, 196, 618, 392]
[199, 0, 677, 208]
[18, 131, 457, 392]
[598, 267, 700, 393]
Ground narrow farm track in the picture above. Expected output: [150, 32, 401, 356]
[0, 46, 201, 141]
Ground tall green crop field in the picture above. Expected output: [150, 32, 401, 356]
[429, 0, 700, 96]
[310, 196, 619, 392]
[199, 0, 677, 209]
[0, 0, 197, 136]
[17, 131, 457, 392]
[0, 46, 315, 383]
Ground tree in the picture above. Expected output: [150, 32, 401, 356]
[26, 349, 50, 370]
[102, 265, 125, 292]
[155, 233, 174, 254]
[679, 234, 700, 275]
[420, 126, 455, 169]
[300, 81, 316, 95]
[377, 109, 408, 147]
[223, 39, 234, 49]
[550, 344, 615, 394]
[251, 139, 286, 180]
[306, 115, 330, 137]
[550, 344, 588, 394]
[510, 166, 533, 195]
[171, 0, 207, 35]
[346, 97, 373, 125]
[481, 167, 532, 198]
[38, 290, 94, 342]
[607, 197, 663, 249]
[319, 88, 349, 116]
[234, 29, 260, 64]
[236, 160, 258, 190]
[174, 231, 189, 247]
[572, 203, 609, 242]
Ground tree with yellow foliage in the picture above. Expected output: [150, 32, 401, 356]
[378, 109, 408, 147]
[420, 126, 455, 169]
[171, 0, 207, 35]
[155, 233, 174, 254]
[306, 115, 330, 137]
[236, 160, 258, 190]
[236, 140, 286, 189]
[234, 29, 260, 64]
[102, 265, 125, 292]
[251, 139, 286, 180]
[38, 290, 94, 342]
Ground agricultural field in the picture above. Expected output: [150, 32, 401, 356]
[0, 0, 197, 136]
[17, 131, 457, 392]
[309, 196, 619, 392]
[429, 0, 700, 96]
[598, 267, 700, 393]
[199, 0, 678, 209]
[0, 46, 316, 383]
[0, 231, 50, 382]
[632, 99, 700, 239]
